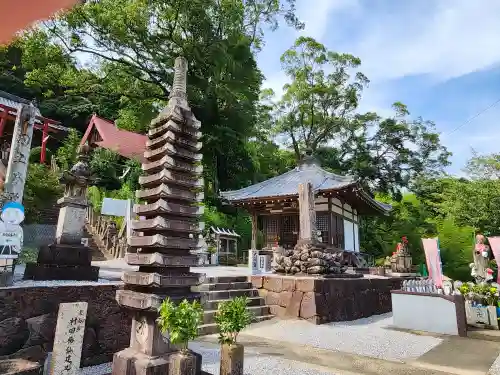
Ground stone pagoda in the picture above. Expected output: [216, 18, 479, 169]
[23, 144, 99, 281]
[112, 57, 205, 375]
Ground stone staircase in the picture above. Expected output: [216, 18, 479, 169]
[83, 226, 111, 261]
[198, 276, 272, 336]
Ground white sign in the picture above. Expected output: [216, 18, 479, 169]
[50, 302, 88, 375]
[249, 250, 260, 275]
[0, 224, 22, 258]
[101, 198, 129, 217]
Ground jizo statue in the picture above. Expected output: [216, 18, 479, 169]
[471, 234, 491, 283]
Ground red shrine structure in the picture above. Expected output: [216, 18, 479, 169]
[0, 90, 68, 166]
[79, 114, 147, 162]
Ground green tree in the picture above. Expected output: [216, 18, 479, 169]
[56, 128, 81, 170]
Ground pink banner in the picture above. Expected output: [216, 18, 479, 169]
[487, 237, 500, 284]
[422, 238, 443, 287]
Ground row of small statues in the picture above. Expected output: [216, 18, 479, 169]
[402, 279, 458, 295]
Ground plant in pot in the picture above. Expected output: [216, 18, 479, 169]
[215, 296, 253, 375]
[157, 298, 204, 375]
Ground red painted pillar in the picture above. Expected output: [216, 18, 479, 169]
[40, 120, 49, 163]
[0, 112, 6, 138]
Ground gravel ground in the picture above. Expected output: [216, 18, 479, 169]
[243, 313, 443, 362]
[79, 342, 339, 375]
[489, 353, 500, 375]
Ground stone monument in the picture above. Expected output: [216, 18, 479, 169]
[111, 57, 205, 375]
[390, 236, 414, 275]
[272, 181, 346, 275]
[23, 145, 99, 281]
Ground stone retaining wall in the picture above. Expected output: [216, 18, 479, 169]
[0, 284, 131, 367]
[250, 275, 404, 324]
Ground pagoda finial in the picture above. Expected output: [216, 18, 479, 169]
[169, 56, 188, 99]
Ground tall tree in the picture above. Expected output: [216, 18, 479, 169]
[18, 0, 303, 196]
[267, 37, 450, 195]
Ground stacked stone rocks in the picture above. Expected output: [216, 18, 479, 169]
[272, 241, 346, 275]
[112, 57, 205, 375]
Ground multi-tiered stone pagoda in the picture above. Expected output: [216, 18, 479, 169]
[112, 57, 205, 375]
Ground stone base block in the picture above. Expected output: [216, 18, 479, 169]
[169, 350, 202, 375]
[251, 274, 406, 324]
[220, 344, 243, 375]
[37, 243, 92, 266]
[23, 263, 99, 281]
[112, 348, 205, 375]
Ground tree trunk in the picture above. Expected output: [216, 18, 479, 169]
[220, 343, 244, 375]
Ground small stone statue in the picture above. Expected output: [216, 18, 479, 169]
[402, 279, 408, 291]
[443, 280, 453, 295]
[472, 234, 491, 283]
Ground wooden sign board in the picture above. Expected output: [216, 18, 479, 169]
[50, 302, 88, 375]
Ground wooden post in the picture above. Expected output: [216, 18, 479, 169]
[327, 196, 333, 245]
[251, 211, 257, 249]
[298, 182, 316, 242]
[0, 112, 7, 138]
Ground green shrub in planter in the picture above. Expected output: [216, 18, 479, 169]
[157, 298, 203, 351]
[215, 297, 253, 375]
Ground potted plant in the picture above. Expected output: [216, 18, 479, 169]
[157, 298, 204, 375]
[215, 296, 253, 375]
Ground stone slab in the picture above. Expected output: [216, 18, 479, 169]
[0, 359, 41, 375]
[23, 263, 99, 281]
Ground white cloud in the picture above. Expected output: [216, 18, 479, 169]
[345, 0, 500, 83]
[295, 0, 360, 41]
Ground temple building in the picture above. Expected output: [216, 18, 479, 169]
[220, 153, 391, 252]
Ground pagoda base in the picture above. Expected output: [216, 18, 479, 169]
[23, 263, 99, 281]
[22, 243, 99, 281]
[112, 347, 204, 375]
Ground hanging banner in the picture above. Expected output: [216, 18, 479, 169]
[422, 238, 444, 288]
[487, 237, 500, 284]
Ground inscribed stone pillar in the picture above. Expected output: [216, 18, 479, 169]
[298, 182, 317, 242]
[0, 103, 36, 206]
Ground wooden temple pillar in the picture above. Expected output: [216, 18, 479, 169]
[250, 211, 258, 249]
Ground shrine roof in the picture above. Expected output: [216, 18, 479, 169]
[210, 226, 240, 238]
[0, 90, 68, 131]
[220, 155, 391, 215]
[81, 114, 147, 163]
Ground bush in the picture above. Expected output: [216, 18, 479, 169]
[156, 298, 203, 351]
[17, 247, 38, 264]
[215, 297, 253, 345]
[218, 255, 239, 266]
[23, 164, 63, 223]
[29, 146, 52, 164]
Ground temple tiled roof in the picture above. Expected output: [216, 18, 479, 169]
[221, 155, 391, 214]
[81, 114, 147, 163]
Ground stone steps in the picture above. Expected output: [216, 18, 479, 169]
[197, 276, 273, 336]
[198, 315, 273, 336]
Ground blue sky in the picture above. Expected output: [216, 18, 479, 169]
[256, 0, 500, 175]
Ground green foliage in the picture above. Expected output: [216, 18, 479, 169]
[215, 297, 253, 345]
[29, 146, 53, 164]
[157, 298, 203, 350]
[17, 247, 38, 264]
[23, 164, 63, 223]
[56, 128, 81, 171]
